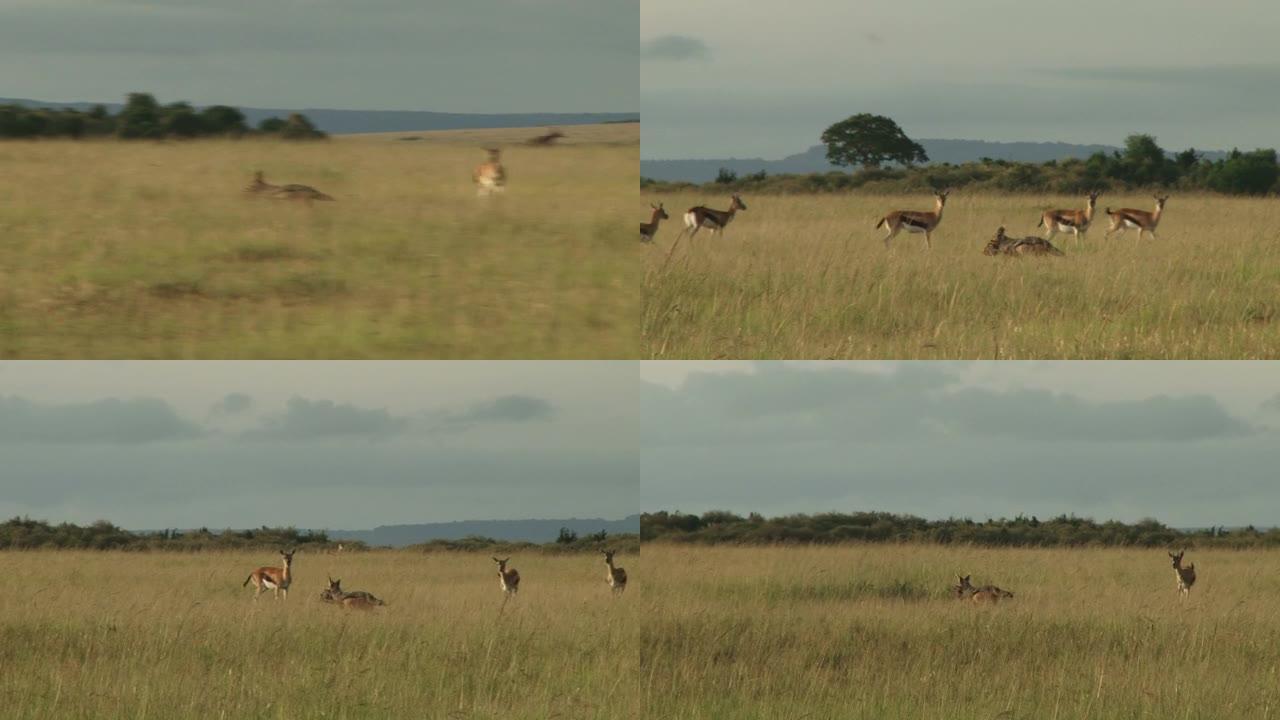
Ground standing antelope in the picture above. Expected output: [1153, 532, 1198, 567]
[1039, 189, 1101, 245]
[1169, 550, 1196, 598]
[493, 556, 520, 595]
[640, 204, 669, 243]
[244, 171, 335, 203]
[875, 190, 950, 249]
[1105, 195, 1169, 241]
[243, 549, 295, 601]
[677, 195, 747, 240]
[473, 148, 507, 197]
[601, 549, 627, 595]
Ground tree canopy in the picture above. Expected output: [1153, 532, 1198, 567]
[820, 113, 929, 169]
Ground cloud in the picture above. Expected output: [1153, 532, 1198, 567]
[642, 35, 711, 62]
[644, 363, 1256, 447]
[209, 392, 252, 419]
[937, 389, 1253, 443]
[442, 395, 556, 427]
[245, 397, 409, 442]
[0, 395, 202, 444]
[1036, 63, 1280, 87]
[641, 364, 1276, 524]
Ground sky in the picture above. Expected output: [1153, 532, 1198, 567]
[641, 0, 1280, 158]
[641, 362, 1280, 528]
[0, 0, 637, 112]
[0, 362, 637, 530]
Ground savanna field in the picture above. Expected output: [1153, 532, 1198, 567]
[642, 192, 1280, 359]
[0, 550, 640, 720]
[0, 124, 637, 358]
[643, 544, 1280, 720]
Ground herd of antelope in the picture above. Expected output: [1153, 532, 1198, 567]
[242, 547, 629, 611]
[950, 549, 1198, 606]
[640, 189, 1172, 255]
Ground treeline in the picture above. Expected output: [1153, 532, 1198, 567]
[0, 92, 325, 140]
[0, 517, 636, 553]
[0, 517, 342, 551]
[407, 531, 640, 555]
[642, 511, 1280, 549]
[641, 134, 1280, 197]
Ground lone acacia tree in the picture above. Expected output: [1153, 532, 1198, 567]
[820, 113, 928, 169]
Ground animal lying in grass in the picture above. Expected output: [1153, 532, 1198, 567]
[244, 171, 335, 202]
[952, 574, 1015, 604]
[320, 576, 385, 610]
[983, 226, 1064, 257]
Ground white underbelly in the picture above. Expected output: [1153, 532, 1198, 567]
[901, 224, 927, 234]
[1123, 219, 1141, 228]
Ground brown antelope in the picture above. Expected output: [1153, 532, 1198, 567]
[640, 203, 669, 243]
[243, 549, 295, 600]
[983, 227, 1064, 257]
[602, 549, 627, 595]
[952, 574, 1014, 604]
[473, 148, 507, 197]
[677, 195, 747, 240]
[875, 190, 950, 249]
[1104, 195, 1168, 240]
[1169, 550, 1196, 598]
[320, 577, 385, 609]
[1039, 190, 1101, 245]
[493, 556, 520, 595]
[244, 171, 335, 203]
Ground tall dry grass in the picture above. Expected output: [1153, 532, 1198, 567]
[644, 543, 1280, 719]
[0, 550, 639, 719]
[0, 124, 637, 358]
[642, 192, 1280, 358]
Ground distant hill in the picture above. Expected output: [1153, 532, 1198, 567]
[326, 515, 642, 548]
[642, 139, 1230, 183]
[0, 97, 638, 135]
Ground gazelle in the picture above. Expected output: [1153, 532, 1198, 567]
[875, 189, 950, 249]
[640, 204, 669, 243]
[1169, 550, 1196, 598]
[243, 549, 295, 601]
[601, 549, 627, 595]
[473, 148, 507, 197]
[320, 577, 385, 609]
[493, 556, 520, 595]
[1039, 190, 1101, 245]
[1105, 195, 1168, 241]
[677, 195, 746, 240]
[983, 226, 1064, 257]
[244, 171, 335, 202]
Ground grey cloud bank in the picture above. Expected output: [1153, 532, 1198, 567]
[0, 363, 636, 529]
[0, 0, 636, 112]
[641, 363, 1280, 528]
[641, 0, 1280, 158]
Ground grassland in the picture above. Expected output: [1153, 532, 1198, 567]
[0, 549, 639, 719]
[644, 543, 1280, 720]
[642, 192, 1280, 358]
[0, 123, 637, 358]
